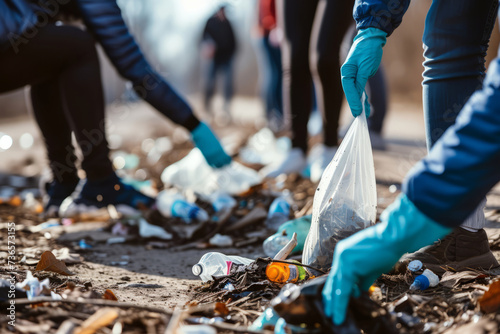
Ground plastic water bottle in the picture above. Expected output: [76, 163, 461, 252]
[209, 191, 236, 212]
[156, 189, 209, 223]
[409, 269, 439, 291]
[265, 196, 291, 231]
[265, 261, 307, 284]
[263, 215, 312, 257]
[192, 252, 254, 282]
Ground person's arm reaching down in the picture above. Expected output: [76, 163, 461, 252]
[75, 0, 231, 168]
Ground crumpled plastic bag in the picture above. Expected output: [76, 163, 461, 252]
[302, 101, 377, 271]
[161, 148, 262, 197]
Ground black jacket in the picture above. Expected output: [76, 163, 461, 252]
[0, 0, 199, 130]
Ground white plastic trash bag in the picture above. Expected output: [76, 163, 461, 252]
[302, 101, 377, 271]
[161, 148, 262, 197]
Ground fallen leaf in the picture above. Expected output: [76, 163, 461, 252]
[479, 280, 500, 313]
[214, 302, 229, 316]
[440, 271, 484, 288]
[35, 251, 75, 276]
[74, 308, 118, 334]
[102, 289, 118, 301]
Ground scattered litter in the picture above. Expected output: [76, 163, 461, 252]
[410, 269, 439, 291]
[408, 260, 423, 272]
[161, 148, 262, 196]
[79, 239, 93, 249]
[265, 261, 308, 284]
[138, 218, 173, 240]
[208, 234, 233, 247]
[179, 325, 216, 334]
[263, 215, 311, 258]
[16, 271, 62, 300]
[192, 252, 254, 282]
[110, 261, 129, 266]
[209, 191, 237, 212]
[111, 221, 129, 236]
[157, 189, 209, 223]
[265, 196, 291, 231]
[239, 128, 290, 166]
[107, 237, 127, 244]
[53, 247, 84, 264]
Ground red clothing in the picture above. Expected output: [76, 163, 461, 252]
[259, 0, 277, 34]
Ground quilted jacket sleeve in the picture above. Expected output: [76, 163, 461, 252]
[76, 0, 199, 130]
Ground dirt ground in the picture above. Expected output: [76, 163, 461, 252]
[3, 96, 500, 333]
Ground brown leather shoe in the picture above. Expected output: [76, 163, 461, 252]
[399, 228, 499, 274]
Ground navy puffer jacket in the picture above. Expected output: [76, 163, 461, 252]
[0, 0, 199, 130]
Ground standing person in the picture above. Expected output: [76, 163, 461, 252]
[202, 6, 237, 116]
[0, 0, 231, 217]
[340, 0, 498, 271]
[256, 0, 283, 132]
[267, 0, 388, 182]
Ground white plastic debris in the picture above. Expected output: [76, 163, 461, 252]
[138, 218, 173, 240]
[239, 128, 291, 166]
[161, 148, 262, 197]
[16, 271, 62, 300]
[209, 234, 233, 247]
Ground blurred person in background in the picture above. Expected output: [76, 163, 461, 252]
[266, 0, 388, 182]
[0, 0, 231, 217]
[201, 5, 237, 119]
[255, 0, 283, 133]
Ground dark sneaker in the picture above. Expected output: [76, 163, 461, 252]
[399, 228, 499, 274]
[44, 180, 79, 217]
[59, 173, 154, 218]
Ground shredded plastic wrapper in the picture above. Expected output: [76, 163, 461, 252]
[161, 148, 262, 197]
[302, 100, 377, 271]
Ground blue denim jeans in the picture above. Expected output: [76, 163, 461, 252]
[421, 0, 499, 229]
[204, 58, 234, 111]
[422, 0, 499, 149]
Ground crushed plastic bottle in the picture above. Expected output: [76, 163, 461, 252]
[192, 252, 253, 282]
[263, 215, 312, 258]
[156, 189, 209, 223]
[209, 191, 236, 212]
[265, 196, 292, 231]
[265, 261, 308, 284]
[409, 269, 439, 291]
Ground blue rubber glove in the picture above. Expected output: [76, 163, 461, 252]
[341, 28, 387, 118]
[322, 194, 452, 325]
[191, 122, 232, 168]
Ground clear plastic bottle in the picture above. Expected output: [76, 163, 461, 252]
[409, 269, 439, 291]
[192, 252, 254, 282]
[263, 215, 312, 257]
[265, 196, 291, 231]
[209, 191, 236, 212]
[263, 234, 290, 258]
[265, 262, 307, 284]
[156, 189, 209, 223]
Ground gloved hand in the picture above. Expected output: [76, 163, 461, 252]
[322, 194, 452, 325]
[191, 122, 232, 168]
[341, 28, 387, 118]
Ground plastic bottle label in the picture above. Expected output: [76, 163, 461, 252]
[288, 266, 299, 282]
